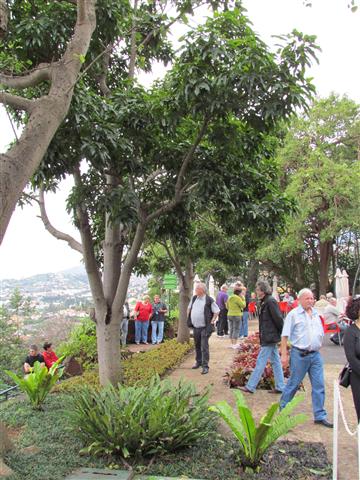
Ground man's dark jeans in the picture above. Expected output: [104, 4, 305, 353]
[193, 327, 210, 368]
[217, 308, 228, 336]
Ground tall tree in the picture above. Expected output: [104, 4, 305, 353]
[32, 8, 317, 385]
[0, 0, 99, 243]
[258, 94, 360, 294]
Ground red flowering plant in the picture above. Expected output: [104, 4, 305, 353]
[224, 333, 291, 389]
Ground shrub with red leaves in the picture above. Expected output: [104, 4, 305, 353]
[224, 333, 290, 389]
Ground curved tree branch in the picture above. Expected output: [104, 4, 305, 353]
[73, 165, 105, 308]
[38, 189, 83, 253]
[0, 92, 34, 112]
[0, 64, 51, 89]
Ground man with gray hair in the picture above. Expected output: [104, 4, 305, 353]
[280, 288, 333, 428]
[240, 280, 285, 394]
[187, 282, 219, 375]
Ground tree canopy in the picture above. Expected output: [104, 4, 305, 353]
[258, 94, 360, 294]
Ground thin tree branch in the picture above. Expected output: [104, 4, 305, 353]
[38, 189, 83, 253]
[175, 116, 209, 197]
[97, 43, 113, 96]
[143, 168, 166, 187]
[73, 165, 105, 306]
[4, 106, 19, 141]
[146, 117, 210, 223]
[55, 0, 77, 4]
[0, 92, 34, 112]
[0, 64, 51, 89]
[129, 0, 139, 79]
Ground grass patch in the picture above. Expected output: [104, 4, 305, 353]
[0, 394, 107, 480]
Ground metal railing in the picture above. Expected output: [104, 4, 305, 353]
[0, 385, 19, 402]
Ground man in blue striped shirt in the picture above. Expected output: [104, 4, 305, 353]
[280, 288, 333, 428]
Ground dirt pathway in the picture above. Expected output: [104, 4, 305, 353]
[167, 322, 358, 480]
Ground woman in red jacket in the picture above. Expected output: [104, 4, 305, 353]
[42, 342, 59, 369]
[134, 295, 153, 345]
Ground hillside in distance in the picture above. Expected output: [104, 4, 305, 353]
[0, 265, 148, 308]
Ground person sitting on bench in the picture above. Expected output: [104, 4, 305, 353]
[23, 344, 45, 373]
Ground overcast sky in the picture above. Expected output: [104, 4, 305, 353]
[0, 0, 359, 280]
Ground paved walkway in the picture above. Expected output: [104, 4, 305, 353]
[168, 320, 358, 480]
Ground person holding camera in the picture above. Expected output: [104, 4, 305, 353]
[151, 295, 168, 345]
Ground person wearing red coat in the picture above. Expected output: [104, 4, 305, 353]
[134, 296, 153, 345]
[42, 342, 59, 369]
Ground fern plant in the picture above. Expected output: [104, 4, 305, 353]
[5, 358, 64, 410]
[209, 391, 307, 472]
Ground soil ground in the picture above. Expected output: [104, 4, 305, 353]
[167, 319, 358, 480]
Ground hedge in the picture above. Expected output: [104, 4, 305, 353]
[54, 339, 193, 393]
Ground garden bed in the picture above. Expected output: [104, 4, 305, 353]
[148, 437, 331, 480]
[224, 333, 291, 389]
[0, 394, 331, 480]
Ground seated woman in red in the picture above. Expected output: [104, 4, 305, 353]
[42, 342, 59, 369]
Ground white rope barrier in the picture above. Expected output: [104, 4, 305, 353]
[333, 380, 360, 480]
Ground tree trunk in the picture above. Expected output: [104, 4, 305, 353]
[0, 0, 96, 244]
[96, 307, 122, 386]
[319, 239, 332, 295]
[177, 260, 193, 343]
[247, 259, 259, 291]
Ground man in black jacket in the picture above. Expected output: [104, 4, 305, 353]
[240, 280, 285, 394]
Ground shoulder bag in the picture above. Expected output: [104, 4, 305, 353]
[339, 363, 351, 388]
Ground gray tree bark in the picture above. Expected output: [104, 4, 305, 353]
[0, 0, 97, 244]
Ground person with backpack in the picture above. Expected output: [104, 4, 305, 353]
[187, 282, 219, 375]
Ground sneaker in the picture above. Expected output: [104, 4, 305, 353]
[135, 342, 140, 345]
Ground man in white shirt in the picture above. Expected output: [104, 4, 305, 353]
[280, 288, 332, 428]
[187, 283, 219, 375]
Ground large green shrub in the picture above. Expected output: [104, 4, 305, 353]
[57, 318, 97, 369]
[70, 376, 212, 459]
[54, 339, 193, 394]
[123, 339, 192, 386]
[5, 359, 64, 410]
[209, 390, 307, 472]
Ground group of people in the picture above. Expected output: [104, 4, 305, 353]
[187, 279, 360, 425]
[317, 294, 351, 345]
[121, 294, 168, 346]
[23, 342, 58, 373]
[215, 282, 251, 347]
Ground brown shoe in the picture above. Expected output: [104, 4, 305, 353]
[268, 389, 283, 394]
[239, 386, 253, 394]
